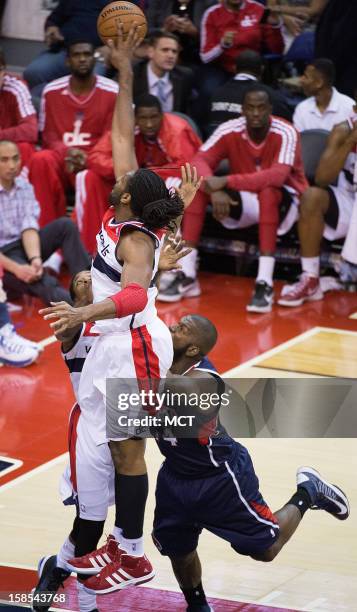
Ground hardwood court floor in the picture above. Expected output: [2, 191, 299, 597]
[1, 274, 357, 611]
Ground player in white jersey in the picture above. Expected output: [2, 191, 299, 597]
[33, 271, 111, 612]
[35, 239, 193, 610]
[278, 111, 357, 306]
[39, 25, 201, 593]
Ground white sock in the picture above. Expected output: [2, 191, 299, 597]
[77, 580, 97, 612]
[112, 525, 123, 545]
[257, 256, 275, 286]
[43, 251, 63, 273]
[120, 535, 144, 557]
[179, 247, 198, 279]
[57, 537, 75, 570]
[301, 256, 320, 277]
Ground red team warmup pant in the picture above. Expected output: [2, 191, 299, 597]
[17, 142, 36, 172]
[28, 150, 76, 227]
[182, 187, 284, 253]
[75, 170, 113, 254]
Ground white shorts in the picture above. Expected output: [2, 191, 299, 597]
[220, 188, 299, 235]
[324, 186, 354, 241]
[59, 403, 115, 521]
[78, 317, 173, 446]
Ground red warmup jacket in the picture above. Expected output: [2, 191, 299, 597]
[0, 73, 38, 143]
[39, 75, 118, 160]
[87, 113, 202, 180]
[200, 1, 284, 74]
[193, 116, 308, 195]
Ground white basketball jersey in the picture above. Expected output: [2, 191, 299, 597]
[338, 114, 357, 193]
[91, 207, 166, 334]
[62, 322, 98, 401]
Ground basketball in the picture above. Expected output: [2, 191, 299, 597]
[97, 1, 148, 44]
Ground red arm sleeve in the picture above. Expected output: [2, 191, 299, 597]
[109, 283, 148, 318]
[200, 8, 223, 64]
[262, 22, 284, 54]
[192, 128, 230, 179]
[0, 114, 38, 144]
[227, 162, 291, 192]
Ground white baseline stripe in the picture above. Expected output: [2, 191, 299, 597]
[0, 452, 68, 494]
[38, 334, 57, 349]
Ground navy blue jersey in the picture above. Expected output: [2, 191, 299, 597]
[154, 357, 238, 479]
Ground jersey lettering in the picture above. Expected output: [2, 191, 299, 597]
[63, 115, 91, 147]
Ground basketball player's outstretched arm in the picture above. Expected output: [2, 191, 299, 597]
[315, 121, 357, 187]
[108, 24, 143, 179]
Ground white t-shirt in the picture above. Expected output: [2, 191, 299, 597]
[293, 88, 355, 132]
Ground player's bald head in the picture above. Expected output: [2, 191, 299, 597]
[171, 315, 218, 361]
[189, 315, 218, 356]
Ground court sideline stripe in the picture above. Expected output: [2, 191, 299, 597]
[0, 453, 68, 494]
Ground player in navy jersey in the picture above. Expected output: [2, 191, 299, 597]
[151, 316, 350, 612]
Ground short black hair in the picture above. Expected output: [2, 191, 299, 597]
[66, 39, 95, 55]
[148, 30, 180, 46]
[310, 58, 336, 87]
[236, 50, 263, 78]
[135, 94, 162, 114]
[0, 47, 5, 68]
[242, 84, 272, 105]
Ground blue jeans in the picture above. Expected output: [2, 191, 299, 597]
[285, 31, 315, 63]
[24, 49, 113, 99]
[0, 302, 11, 329]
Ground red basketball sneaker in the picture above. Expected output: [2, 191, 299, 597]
[84, 552, 155, 594]
[278, 274, 323, 307]
[66, 535, 121, 575]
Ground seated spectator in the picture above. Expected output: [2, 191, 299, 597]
[75, 95, 202, 253]
[23, 0, 117, 98]
[133, 31, 194, 113]
[0, 141, 91, 306]
[196, 0, 284, 128]
[279, 115, 357, 307]
[210, 49, 292, 131]
[147, 0, 217, 66]
[158, 85, 308, 313]
[293, 59, 355, 132]
[0, 264, 39, 367]
[28, 41, 118, 226]
[0, 48, 37, 170]
[200, 0, 284, 85]
[267, 1, 323, 59]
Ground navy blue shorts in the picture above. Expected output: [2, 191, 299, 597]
[152, 445, 279, 558]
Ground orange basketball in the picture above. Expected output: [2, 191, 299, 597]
[97, 1, 147, 44]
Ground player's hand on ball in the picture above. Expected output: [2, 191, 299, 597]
[177, 163, 202, 209]
[107, 23, 144, 69]
[159, 234, 192, 272]
[39, 302, 85, 333]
